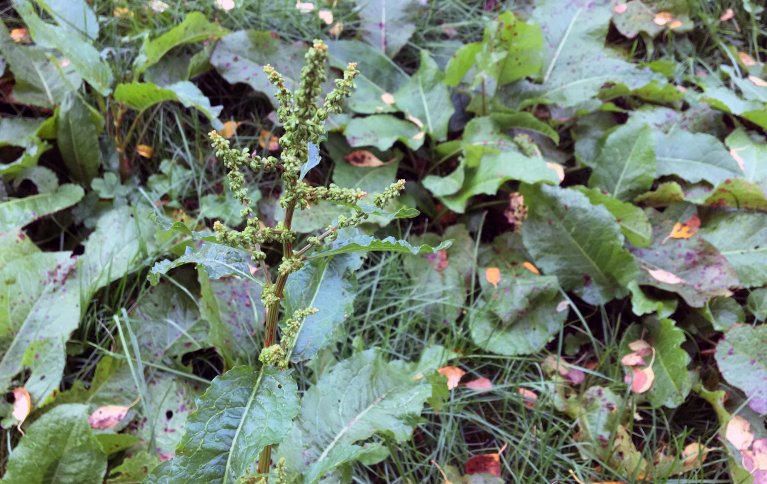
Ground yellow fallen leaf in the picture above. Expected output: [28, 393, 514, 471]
[438, 366, 466, 390]
[218, 120, 240, 139]
[748, 75, 767, 87]
[726, 416, 754, 451]
[380, 92, 395, 105]
[89, 404, 131, 429]
[10, 28, 31, 43]
[485, 267, 501, 288]
[345, 149, 389, 167]
[258, 130, 280, 151]
[663, 214, 700, 242]
[136, 144, 154, 158]
[668, 19, 683, 30]
[113, 7, 133, 17]
[646, 267, 685, 285]
[12, 387, 31, 435]
[521, 261, 540, 275]
[739, 52, 757, 67]
[318, 9, 333, 25]
[653, 11, 674, 26]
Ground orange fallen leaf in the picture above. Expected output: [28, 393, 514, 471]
[10, 28, 31, 43]
[136, 144, 154, 158]
[380, 92, 395, 105]
[438, 366, 466, 390]
[88, 404, 132, 429]
[668, 19, 683, 30]
[739, 52, 757, 67]
[218, 120, 240, 139]
[12, 387, 31, 435]
[521, 261, 540, 274]
[646, 267, 685, 285]
[720, 8, 735, 21]
[485, 267, 501, 288]
[666, 214, 701, 241]
[546, 162, 565, 183]
[318, 9, 333, 24]
[653, 11, 674, 26]
[628, 366, 654, 393]
[726, 416, 755, 451]
[517, 387, 538, 408]
[258, 130, 280, 151]
[464, 452, 501, 476]
[748, 75, 767, 87]
[465, 377, 493, 391]
[345, 149, 389, 167]
[613, 3, 628, 14]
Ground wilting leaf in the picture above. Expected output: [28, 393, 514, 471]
[135, 12, 228, 73]
[701, 212, 767, 288]
[114, 81, 224, 129]
[57, 93, 102, 183]
[88, 404, 131, 430]
[3, 405, 107, 482]
[589, 124, 656, 201]
[521, 184, 638, 305]
[715, 324, 767, 414]
[357, 0, 416, 57]
[438, 366, 466, 390]
[277, 349, 432, 482]
[0, 183, 84, 231]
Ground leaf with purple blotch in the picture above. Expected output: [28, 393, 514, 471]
[715, 324, 767, 414]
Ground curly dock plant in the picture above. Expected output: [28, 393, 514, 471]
[148, 41, 448, 483]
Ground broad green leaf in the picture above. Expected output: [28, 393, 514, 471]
[36, 0, 99, 40]
[357, 0, 416, 58]
[634, 181, 686, 206]
[747, 288, 767, 321]
[403, 225, 475, 326]
[445, 42, 482, 87]
[149, 367, 299, 483]
[199, 269, 264, 367]
[200, 186, 260, 226]
[725, 128, 767, 191]
[0, 118, 51, 176]
[345, 114, 424, 151]
[565, 386, 623, 456]
[588, 123, 656, 201]
[79, 206, 160, 295]
[576, 186, 652, 247]
[135, 12, 228, 73]
[310, 229, 452, 258]
[109, 450, 160, 483]
[393, 50, 454, 141]
[0, 183, 84, 231]
[521, 184, 638, 305]
[653, 129, 741, 185]
[0, 23, 81, 107]
[96, 434, 141, 456]
[327, 39, 408, 114]
[0, 249, 80, 402]
[631, 208, 739, 307]
[611, 0, 664, 39]
[490, 111, 559, 144]
[627, 281, 677, 317]
[715, 324, 767, 414]
[422, 160, 465, 197]
[698, 297, 745, 332]
[14, 0, 112, 95]
[284, 255, 358, 362]
[471, 266, 567, 355]
[149, 242, 252, 284]
[2, 404, 107, 483]
[57, 93, 102, 183]
[521, 0, 653, 108]
[277, 349, 432, 482]
[130, 282, 208, 362]
[114, 81, 224, 129]
[637, 318, 694, 408]
[332, 155, 399, 195]
[211, 30, 305, 108]
[701, 212, 767, 288]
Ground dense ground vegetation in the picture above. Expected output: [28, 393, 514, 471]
[1, 0, 767, 482]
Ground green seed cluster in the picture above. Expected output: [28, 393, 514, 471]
[259, 307, 319, 368]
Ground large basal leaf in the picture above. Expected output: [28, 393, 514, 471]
[576, 186, 652, 247]
[36, 0, 99, 40]
[0, 183, 84, 231]
[57, 93, 102, 183]
[148, 366, 299, 483]
[277, 349, 432, 482]
[2, 404, 107, 483]
[725, 128, 767, 192]
[653, 129, 741, 185]
[149, 241, 252, 284]
[199, 269, 264, 367]
[588, 123, 656, 201]
[345, 114, 424, 151]
[715, 324, 767, 414]
[211, 30, 305, 108]
[135, 12, 228, 73]
[521, 184, 638, 305]
[310, 229, 452, 258]
[521, 0, 653, 108]
[284, 255, 358, 362]
[14, 0, 112, 95]
[470, 266, 567, 356]
[327, 40, 409, 114]
[631, 207, 739, 307]
[114, 81, 224, 129]
[357, 0, 416, 58]
[701, 212, 767, 288]
[0, 22, 81, 108]
[393, 50, 454, 141]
